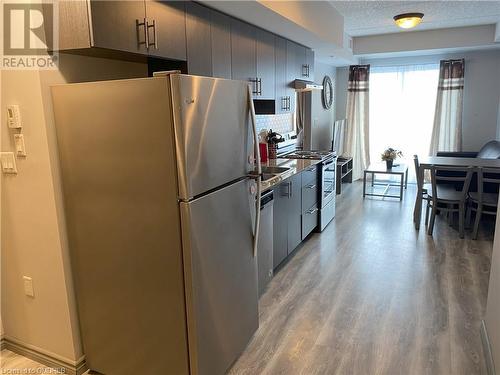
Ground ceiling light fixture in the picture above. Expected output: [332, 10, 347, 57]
[393, 12, 424, 29]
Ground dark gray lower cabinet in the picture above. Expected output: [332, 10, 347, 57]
[272, 182, 289, 269]
[273, 173, 302, 269]
[288, 173, 302, 252]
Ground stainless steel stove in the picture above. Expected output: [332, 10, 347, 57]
[282, 149, 337, 231]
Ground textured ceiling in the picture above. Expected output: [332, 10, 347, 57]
[330, 1, 500, 36]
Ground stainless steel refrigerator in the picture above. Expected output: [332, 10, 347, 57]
[51, 74, 261, 375]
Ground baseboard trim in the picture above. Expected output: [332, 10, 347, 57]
[481, 320, 496, 375]
[2, 337, 87, 375]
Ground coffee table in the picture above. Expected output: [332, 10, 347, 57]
[363, 163, 408, 200]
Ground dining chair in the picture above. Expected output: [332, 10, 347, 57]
[468, 167, 500, 240]
[428, 166, 474, 238]
[413, 155, 432, 225]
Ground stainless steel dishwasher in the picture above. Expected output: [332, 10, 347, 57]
[258, 190, 274, 297]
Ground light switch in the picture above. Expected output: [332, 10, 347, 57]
[14, 134, 26, 157]
[0, 152, 17, 174]
[23, 276, 35, 297]
[7, 105, 22, 129]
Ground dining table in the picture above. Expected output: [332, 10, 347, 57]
[413, 156, 500, 229]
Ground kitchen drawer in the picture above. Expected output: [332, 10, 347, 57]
[301, 165, 318, 187]
[302, 180, 318, 212]
[302, 204, 319, 240]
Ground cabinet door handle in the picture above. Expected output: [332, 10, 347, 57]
[281, 182, 290, 197]
[289, 182, 292, 198]
[250, 78, 259, 95]
[306, 64, 310, 77]
[258, 78, 262, 96]
[302, 64, 308, 77]
[136, 18, 148, 49]
[146, 19, 158, 49]
[307, 167, 315, 172]
[307, 207, 318, 215]
[153, 19, 158, 49]
[306, 184, 316, 189]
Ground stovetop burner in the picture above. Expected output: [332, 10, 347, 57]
[282, 150, 336, 160]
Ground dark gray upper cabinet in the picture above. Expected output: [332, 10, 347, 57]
[146, 1, 187, 60]
[89, 1, 147, 54]
[210, 11, 232, 79]
[57, 1, 187, 60]
[255, 29, 275, 100]
[286, 40, 303, 81]
[231, 19, 257, 94]
[185, 2, 212, 76]
[274, 36, 288, 113]
[305, 48, 315, 81]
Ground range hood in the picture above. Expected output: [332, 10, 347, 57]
[294, 79, 323, 91]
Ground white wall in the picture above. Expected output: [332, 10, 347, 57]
[354, 25, 497, 56]
[1, 53, 147, 364]
[334, 49, 500, 152]
[307, 61, 336, 150]
[335, 66, 348, 121]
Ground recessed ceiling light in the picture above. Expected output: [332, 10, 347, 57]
[393, 13, 424, 29]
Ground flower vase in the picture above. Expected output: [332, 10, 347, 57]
[386, 159, 393, 169]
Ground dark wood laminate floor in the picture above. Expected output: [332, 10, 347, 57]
[230, 182, 493, 375]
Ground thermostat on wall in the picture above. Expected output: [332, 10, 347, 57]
[7, 105, 22, 129]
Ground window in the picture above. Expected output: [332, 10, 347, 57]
[369, 64, 439, 181]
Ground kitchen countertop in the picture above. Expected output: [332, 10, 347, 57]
[260, 158, 321, 192]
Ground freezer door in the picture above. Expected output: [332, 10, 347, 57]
[171, 74, 254, 199]
[180, 178, 259, 375]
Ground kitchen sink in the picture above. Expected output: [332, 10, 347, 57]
[259, 166, 293, 190]
[262, 173, 276, 181]
[261, 166, 290, 174]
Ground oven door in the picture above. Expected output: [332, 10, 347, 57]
[321, 157, 336, 208]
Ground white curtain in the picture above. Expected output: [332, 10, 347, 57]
[369, 64, 439, 181]
[429, 59, 465, 155]
[333, 119, 347, 156]
[345, 65, 370, 181]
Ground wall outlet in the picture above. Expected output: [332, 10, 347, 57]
[23, 276, 35, 297]
[14, 134, 26, 157]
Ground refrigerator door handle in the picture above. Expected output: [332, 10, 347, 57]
[248, 85, 261, 258]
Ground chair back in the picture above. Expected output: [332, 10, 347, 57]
[429, 165, 474, 202]
[476, 167, 500, 202]
[413, 155, 421, 185]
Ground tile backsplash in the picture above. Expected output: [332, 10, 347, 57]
[255, 113, 295, 135]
